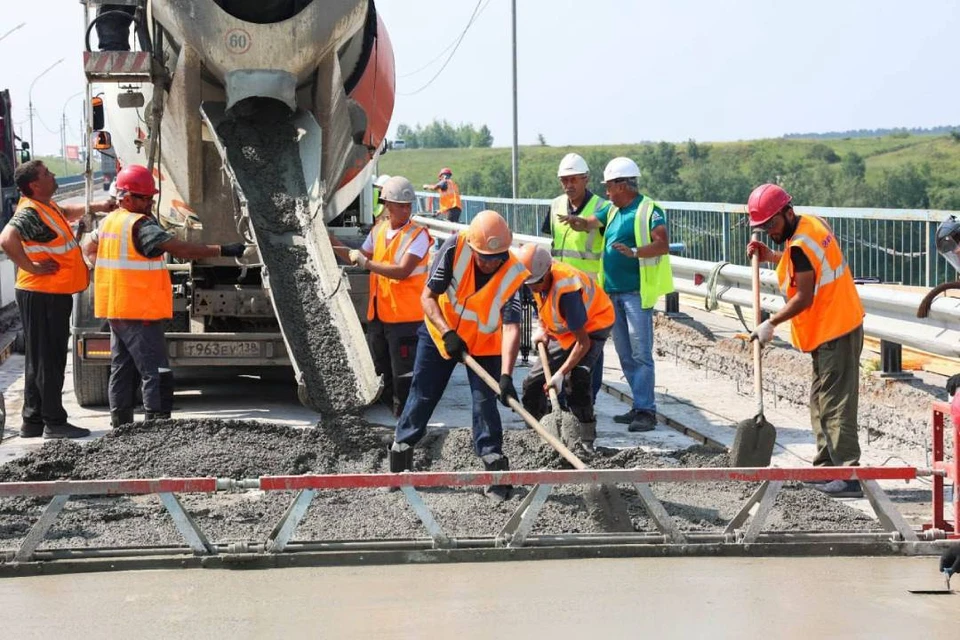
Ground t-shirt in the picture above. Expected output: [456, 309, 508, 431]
[556, 290, 586, 331]
[594, 195, 666, 294]
[361, 223, 430, 259]
[540, 190, 609, 235]
[427, 234, 522, 324]
[90, 214, 174, 258]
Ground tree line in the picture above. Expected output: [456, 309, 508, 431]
[395, 120, 493, 149]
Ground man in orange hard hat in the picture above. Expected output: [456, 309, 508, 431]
[390, 210, 529, 501]
[0, 160, 115, 439]
[423, 167, 462, 222]
[83, 164, 246, 428]
[516, 243, 614, 453]
[746, 183, 864, 498]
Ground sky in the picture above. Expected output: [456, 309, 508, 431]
[4, 0, 959, 157]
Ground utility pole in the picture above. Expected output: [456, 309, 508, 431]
[510, 0, 519, 200]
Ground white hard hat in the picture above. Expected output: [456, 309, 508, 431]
[557, 153, 589, 177]
[374, 174, 391, 188]
[380, 176, 416, 204]
[603, 157, 641, 182]
[516, 243, 553, 284]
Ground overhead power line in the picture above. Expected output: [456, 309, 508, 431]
[399, 0, 491, 96]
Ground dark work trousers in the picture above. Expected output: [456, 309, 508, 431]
[366, 318, 422, 416]
[522, 331, 608, 424]
[810, 324, 863, 467]
[395, 324, 504, 458]
[17, 289, 72, 428]
[442, 207, 462, 224]
[108, 319, 170, 413]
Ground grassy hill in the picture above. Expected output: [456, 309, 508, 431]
[379, 132, 960, 210]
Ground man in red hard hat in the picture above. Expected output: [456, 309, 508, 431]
[746, 183, 865, 497]
[422, 167, 462, 222]
[83, 164, 246, 428]
[0, 161, 116, 439]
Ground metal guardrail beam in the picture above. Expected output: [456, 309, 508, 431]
[414, 216, 960, 359]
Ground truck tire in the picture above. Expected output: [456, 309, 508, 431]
[73, 347, 110, 407]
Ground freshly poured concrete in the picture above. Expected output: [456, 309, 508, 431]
[1, 557, 955, 639]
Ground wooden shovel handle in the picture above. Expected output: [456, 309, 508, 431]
[537, 341, 563, 409]
[752, 231, 764, 416]
[462, 354, 586, 469]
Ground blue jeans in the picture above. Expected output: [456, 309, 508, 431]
[395, 324, 504, 458]
[610, 292, 655, 413]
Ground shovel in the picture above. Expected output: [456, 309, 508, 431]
[463, 354, 633, 530]
[537, 342, 583, 444]
[730, 232, 777, 467]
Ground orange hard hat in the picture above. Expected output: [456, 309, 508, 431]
[438, 167, 453, 178]
[747, 183, 791, 227]
[466, 210, 512, 255]
[115, 164, 158, 196]
[516, 243, 552, 284]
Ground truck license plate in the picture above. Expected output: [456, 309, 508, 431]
[183, 341, 261, 358]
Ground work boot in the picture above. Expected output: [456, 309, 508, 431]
[613, 408, 641, 425]
[43, 423, 91, 439]
[627, 411, 657, 433]
[110, 409, 135, 429]
[580, 421, 597, 454]
[19, 422, 44, 438]
[813, 479, 863, 499]
[144, 412, 171, 421]
[388, 442, 414, 473]
[482, 454, 514, 502]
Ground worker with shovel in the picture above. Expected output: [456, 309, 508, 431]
[746, 184, 865, 497]
[516, 244, 614, 453]
[390, 210, 529, 501]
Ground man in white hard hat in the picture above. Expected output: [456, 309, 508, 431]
[561, 157, 674, 434]
[516, 244, 614, 452]
[372, 174, 391, 218]
[331, 176, 432, 416]
[542, 152, 610, 401]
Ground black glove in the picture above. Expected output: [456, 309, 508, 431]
[498, 373, 517, 407]
[442, 330, 467, 361]
[220, 242, 246, 258]
[947, 374, 960, 397]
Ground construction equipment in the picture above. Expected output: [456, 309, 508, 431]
[73, 0, 396, 414]
[0, 89, 28, 228]
[731, 230, 777, 467]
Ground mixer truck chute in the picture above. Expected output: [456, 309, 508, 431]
[73, 0, 394, 416]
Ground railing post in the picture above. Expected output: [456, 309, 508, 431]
[721, 211, 731, 263]
[877, 339, 913, 380]
[925, 220, 936, 287]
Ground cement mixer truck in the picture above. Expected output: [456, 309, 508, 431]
[73, 0, 394, 416]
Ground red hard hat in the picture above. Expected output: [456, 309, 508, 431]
[747, 183, 792, 227]
[438, 167, 452, 178]
[115, 164, 158, 196]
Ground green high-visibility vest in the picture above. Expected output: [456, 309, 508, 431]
[373, 187, 384, 218]
[550, 193, 605, 275]
[600, 195, 674, 309]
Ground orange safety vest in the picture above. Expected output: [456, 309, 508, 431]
[439, 179, 461, 212]
[534, 262, 615, 350]
[94, 209, 173, 320]
[367, 219, 431, 323]
[775, 215, 863, 352]
[13, 197, 89, 294]
[426, 234, 529, 359]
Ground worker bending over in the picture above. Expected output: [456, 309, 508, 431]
[517, 244, 614, 453]
[390, 210, 529, 501]
[336, 176, 431, 416]
[746, 184, 864, 498]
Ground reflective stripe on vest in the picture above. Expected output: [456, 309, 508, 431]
[550, 194, 604, 273]
[14, 197, 89, 294]
[774, 216, 863, 352]
[426, 234, 530, 359]
[366, 220, 430, 323]
[600, 196, 674, 308]
[439, 179, 461, 212]
[94, 209, 173, 320]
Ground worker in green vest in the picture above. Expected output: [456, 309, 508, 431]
[560, 157, 673, 434]
[541, 153, 610, 400]
[372, 174, 390, 218]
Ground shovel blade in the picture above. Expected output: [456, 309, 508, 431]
[730, 415, 776, 467]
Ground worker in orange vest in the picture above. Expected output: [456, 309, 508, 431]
[390, 210, 529, 501]
[516, 244, 615, 453]
[746, 184, 865, 498]
[423, 167, 462, 222]
[83, 165, 246, 428]
[333, 176, 431, 416]
[0, 160, 115, 439]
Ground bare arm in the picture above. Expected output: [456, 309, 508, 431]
[637, 225, 669, 258]
[82, 235, 99, 266]
[368, 251, 421, 280]
[771, 270, 815, 325]
[561, 214, 602, 231]
[157, 237, 221, 260]
[421, 287, 450, 335]
[500, 322, 521, 376]
[59, 200, 113, 221]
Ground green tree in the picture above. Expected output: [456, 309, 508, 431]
[473, 124, 493, 148]
[807, 143, 840, 164]
[841, 152, 866, 181]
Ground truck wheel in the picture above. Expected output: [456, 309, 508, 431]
[73, 348, 110, 407]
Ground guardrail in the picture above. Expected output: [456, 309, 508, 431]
[416, 192, 960, 287]
[413, 216, 960, 370]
